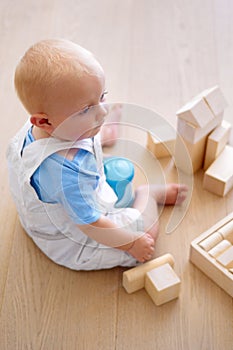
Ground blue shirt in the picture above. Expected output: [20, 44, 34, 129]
[23, 129, 101, 224]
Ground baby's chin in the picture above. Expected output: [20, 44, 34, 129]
[78, 127, 102, 140]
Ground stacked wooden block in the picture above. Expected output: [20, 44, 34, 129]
[146, 86, 233, 196]
[190, 212, 233, 297]
[175, 86, 233, 196]
[122, 254, 181, 306]
[147, 125, 176, 159]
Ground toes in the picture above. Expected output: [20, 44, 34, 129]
[176, 185, 188, 204]
[178, 184, 188, 192]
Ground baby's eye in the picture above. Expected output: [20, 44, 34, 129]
[80, 106, 90, 115]
[100, 90, 108, 102]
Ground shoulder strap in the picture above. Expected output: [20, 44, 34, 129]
[19, 124, 95, 178]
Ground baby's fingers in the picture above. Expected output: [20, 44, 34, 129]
[144, 246, 154, 261]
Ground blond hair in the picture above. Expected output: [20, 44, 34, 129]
[15, 39, 102, 114]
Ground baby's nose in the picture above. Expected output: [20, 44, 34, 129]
[96, 103, 108, 120]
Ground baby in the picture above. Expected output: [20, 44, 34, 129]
[7, 39, 188, 270]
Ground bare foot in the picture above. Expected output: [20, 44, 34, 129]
[101, 104, 122, 147]
[152, 183, 188, 206]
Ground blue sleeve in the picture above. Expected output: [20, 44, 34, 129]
[60, 169, 101, 224]
[31, 153, 101, 225]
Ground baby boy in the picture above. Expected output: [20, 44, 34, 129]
[7, 39, 187, 270]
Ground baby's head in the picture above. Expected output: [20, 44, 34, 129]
[15, 39, 108, 140]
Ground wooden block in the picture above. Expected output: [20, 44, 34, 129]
[176, 86, 227, 139]
[208, 240, 232, 258]
[176, 95, 215, 128]
[202, 85, 228, 116]
[203, 145, 233, 196]
[174, 134, 207, 174]
[199, 232, 223, 251]
[145, 263, 181, 306]
[177, 113, 223, 144]
[216, 246, 233, 269]
[122, 253, 175, 294]
[204, 120, 231, 170]
[190, 212, 233, 297]
[147, 127, 176, 158]
[217, 219, 233, 243]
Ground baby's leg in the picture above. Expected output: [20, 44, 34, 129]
[101, 104, 122, 147]
[150, 183, 188, 206]
[133, 186, 160, 241]
[133, 183, 188, 240]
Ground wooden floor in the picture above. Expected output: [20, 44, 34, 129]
[0, 1, 233, 349]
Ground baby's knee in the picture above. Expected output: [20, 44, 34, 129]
[135, 184, 150, 196]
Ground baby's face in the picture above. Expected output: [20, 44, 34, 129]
[49, 64, 108, 141]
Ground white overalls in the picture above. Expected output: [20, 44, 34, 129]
[7, 121, 144, 270]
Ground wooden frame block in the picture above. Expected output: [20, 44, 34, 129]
[203, 145, 233, 196]
[216, 246, 233, 269]
[217, 219, 233, 242]
[147, 129, 175, 158]
[145, 263, 181, 306]
[122, 253, 174, 294]
[190, 212, 233, 297]
[176, 96, 214, 128]
[174, 134, 207, 174]
[204, 120, 231, 170]
[199, 232, 223, 251]
[177, 112, 223, 144]
[202, 85, 228, 117]
[208, 240, 232, 258]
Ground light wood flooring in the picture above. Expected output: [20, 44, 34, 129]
[0, 1, 232, 349]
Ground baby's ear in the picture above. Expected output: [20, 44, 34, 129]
[30, 113, 52, 131]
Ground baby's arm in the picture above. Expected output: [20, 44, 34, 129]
[77, 215, 155, 262]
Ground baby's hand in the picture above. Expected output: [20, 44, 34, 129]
[127, 233, 155, 262]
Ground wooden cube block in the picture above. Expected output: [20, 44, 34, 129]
[145, 263, 181, 306]
[122, 254, 175, 294]
[147, 127, 176, 158]
[202, 85, 228, 116]
[216, 246, 233, 269]
[176, 95, 215, 128]
[177, 113, 223, 144]
[217, 219, 233, 243]
[204, 120, 231, 170]
[199, 232, 223, 251]
[190, 212, 233, 297]
[175, 134, 207, 174]
[208, 240, 232, 258]
[203, 145, 233, 196]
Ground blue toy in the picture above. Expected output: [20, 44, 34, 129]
[104, 157, 135, 208]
